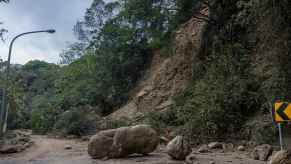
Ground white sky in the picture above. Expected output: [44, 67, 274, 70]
[0, 0, 93, 64]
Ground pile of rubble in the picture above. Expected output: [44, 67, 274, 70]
[0, 130, 33, 154]
[166, 136, 291, 164]
[87, 125, 291, 164]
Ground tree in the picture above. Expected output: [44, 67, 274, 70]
[0, 0, 9, 41]
[59, 42, 87, 64]
[59, 0, 211, 111]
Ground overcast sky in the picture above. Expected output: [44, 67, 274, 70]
[0, 0, 93, 64]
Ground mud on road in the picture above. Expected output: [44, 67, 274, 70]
[0, 135, 267, 164]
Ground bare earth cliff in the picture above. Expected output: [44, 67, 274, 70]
[110, 10, 208, 121]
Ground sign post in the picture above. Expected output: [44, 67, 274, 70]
[278, 123, 284, 150]
[273, 102, 291, 150]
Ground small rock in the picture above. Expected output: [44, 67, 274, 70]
[155, 100, 173, 110]
[209, 161, 215, 164]
[197, 144, 209, 153]
[247, 141, 257, 147]
[251, 144, 273, 161]
[270, 150, 291, 164]
[223, 143, 234, 150]
[66, 135, 78, 139]
[64, 145, 72, 150]
[166, 136, 191, 160]
[0, 145, 21, 154]
[24, 142, 32, 148]
[18, 137, 30, 142]
[81, 136, 90, 141]
[238, 145, 245, 151]
[208, 142, 223, 149]
[101, 156, 109, 161]
[185, 154, 197, 164]
[160, 136, 170, 144]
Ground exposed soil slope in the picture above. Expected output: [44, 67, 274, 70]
[110, 9, 209, 121]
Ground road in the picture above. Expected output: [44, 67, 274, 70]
[0, 135, 267, 164]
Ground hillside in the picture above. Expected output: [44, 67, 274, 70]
[1, 0, 291, 147]
[109, 9, 209, 121]
[107, 0, 291, 145]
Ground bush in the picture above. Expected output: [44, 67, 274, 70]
[145, 109, 181, 134]
[31, 106, 57, 134]
[54, 107, 100, 136]
[242, 117, 277, 144]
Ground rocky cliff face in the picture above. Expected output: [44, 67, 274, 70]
[109, 9, 209, 121]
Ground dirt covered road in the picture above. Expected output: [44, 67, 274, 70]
[0, 135, 267, 164]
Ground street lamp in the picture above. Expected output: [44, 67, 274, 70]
[0, 29, 56, 136]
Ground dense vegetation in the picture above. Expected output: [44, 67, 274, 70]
[1, 0, 201, 136]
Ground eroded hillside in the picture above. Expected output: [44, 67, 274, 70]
[110, 9, 209, 121]
[109, 0, 291, 144]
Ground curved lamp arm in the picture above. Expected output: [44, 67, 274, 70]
[7, 29, 56, 73]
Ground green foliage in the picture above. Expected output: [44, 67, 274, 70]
[54, 108, 99, 136]
[30, 106, 57, 134]
[56, 54, 99, 108]
[4, 61, 61, 132]
[62, 0, 205, 111]
[172, 0, 201, 26]
[243, 117, 277, 144]
[145, 109, 181, 133]
[165, 42, 262, 139]
[152, 0, 291, 141]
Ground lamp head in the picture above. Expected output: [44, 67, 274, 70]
[46, 29, 56, 34]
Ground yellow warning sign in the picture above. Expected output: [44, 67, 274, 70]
[274, 102, 291, 123]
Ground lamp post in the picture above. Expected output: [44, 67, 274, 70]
[0, 29, 56, 137]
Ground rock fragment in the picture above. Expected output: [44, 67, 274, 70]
[166, 136, 191, 160]
[208, 142, 223, 149]
[270, 150, 291, 164]
[197, 144, 209, 153]
[251, 144, 272, 161]
[238, 145, 245, 151]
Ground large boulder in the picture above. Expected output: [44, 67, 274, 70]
[88, 125, 159, 159]
[270, 150, 291, 164]
[251, 144, 273, 161]
[166, 136, 191, 160]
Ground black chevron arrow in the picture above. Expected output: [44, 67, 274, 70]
[277, 103, 290, 121]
